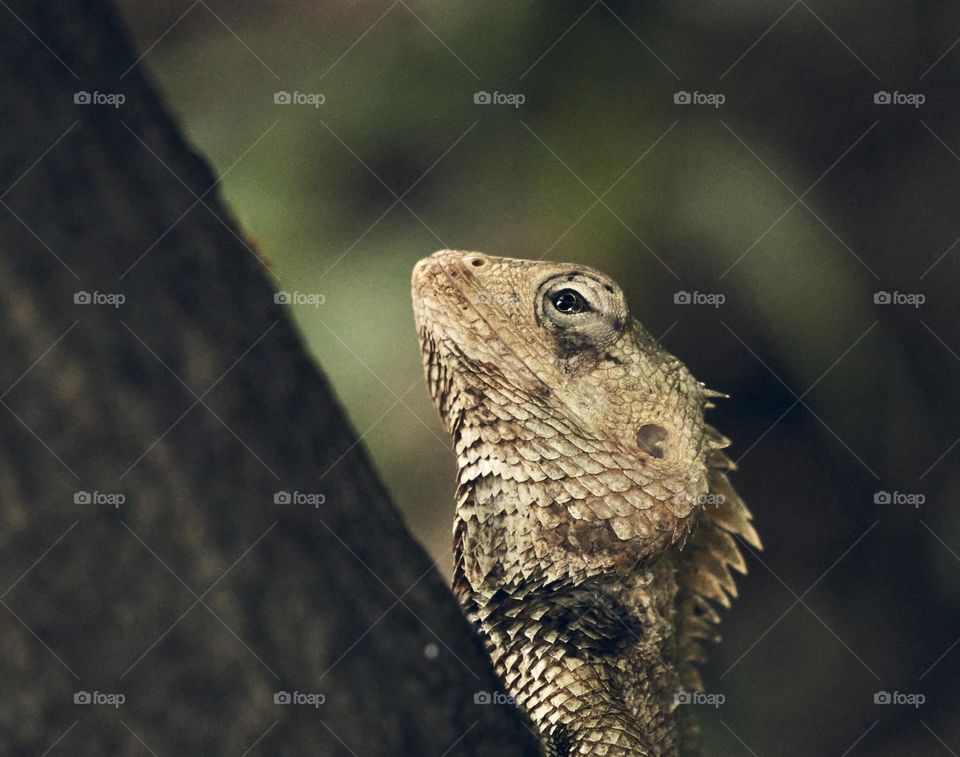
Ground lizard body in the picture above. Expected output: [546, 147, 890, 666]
[411, 250, 760, 756]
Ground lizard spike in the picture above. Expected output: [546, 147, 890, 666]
[703, 388, 729, 399]
[707, 436, 731, 450]
[705, 425, 732, 450]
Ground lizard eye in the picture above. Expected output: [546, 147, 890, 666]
[551, 289, 589, 314]
[536, 272, 628, 349]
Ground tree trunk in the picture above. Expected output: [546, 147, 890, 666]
[0, 2, 538, 754]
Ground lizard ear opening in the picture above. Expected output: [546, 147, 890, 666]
[636, 423, 669, 459]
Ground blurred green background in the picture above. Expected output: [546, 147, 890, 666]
[114, 2, 960, 754]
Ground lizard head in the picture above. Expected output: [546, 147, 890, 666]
[412, 250, 715, 591]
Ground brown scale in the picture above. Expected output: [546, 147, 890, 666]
[413, 251, 761, 756]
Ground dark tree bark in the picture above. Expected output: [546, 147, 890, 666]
[0, 2, 538, 754]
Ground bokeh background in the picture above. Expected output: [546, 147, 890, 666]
[112, 1, 960, 754]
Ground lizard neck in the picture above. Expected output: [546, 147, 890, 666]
[454, 485, 692, 756]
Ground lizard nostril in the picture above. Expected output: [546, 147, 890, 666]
[470, 258, 485, 267]
[636, 423, 669, 459]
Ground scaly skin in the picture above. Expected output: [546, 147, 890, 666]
[412, 250, 760, 756]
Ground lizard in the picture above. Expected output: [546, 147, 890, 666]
[411, 250, 760, 756]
